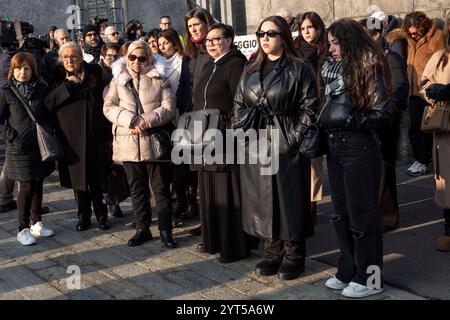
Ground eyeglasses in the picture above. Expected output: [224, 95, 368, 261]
[256, 30, 282, 38]
[62, 55, 79, 61]
[107, 32, 119, 36]
[205, 36, 225, 45]
[128, 54, 147, 63]
[85, 32, 97, 38]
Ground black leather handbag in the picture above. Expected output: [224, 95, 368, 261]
[174, 109, 226, 151]
[299, 97, 330, 159]
[10, 85, 64, 162]
[129, 81, 173, 161]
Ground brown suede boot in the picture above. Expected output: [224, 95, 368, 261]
[436, 235, 450, 252]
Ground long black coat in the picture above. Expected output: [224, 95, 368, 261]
[232, 57, 317, 241]
[0, 80, 55, 181]
[45, 62, 108, 191]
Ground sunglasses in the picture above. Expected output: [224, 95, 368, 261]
[256, 30, 282, 38]
[128, 54, 147, 63]
[85, 32, 97, 37]
[108, 32, 119, 36]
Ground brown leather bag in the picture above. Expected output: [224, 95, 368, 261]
[421, 101, 450, 133]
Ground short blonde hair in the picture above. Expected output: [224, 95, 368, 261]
[58, 42, 83, 63]
[126, 40, 151, 60]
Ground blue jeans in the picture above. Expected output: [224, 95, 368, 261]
[326, 130, 383, 286]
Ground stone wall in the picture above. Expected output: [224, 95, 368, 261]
[245, 0, 450, 33]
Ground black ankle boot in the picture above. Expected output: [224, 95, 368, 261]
[128, 229, 153, 247]
[278, 261, 305, 280]
[76, 215, 91, 231]
[160, 230, 177, 249]
[255, 259, 282, 276]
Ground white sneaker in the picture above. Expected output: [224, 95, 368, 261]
[341, 281, 384, 298]
[17, 228, 37, 246]
[325, 276, 348, 290]
[408, 162, 427, 177]
[407, 161, 420, 173]
[30, 222, 55, 237]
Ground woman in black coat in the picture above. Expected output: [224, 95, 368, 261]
[45, 42, 110, 231]
[0, 52, 55, 245]
[174, 8, 215, 230]
[232, 16, 317, 280]
[192, 23, 251, 263]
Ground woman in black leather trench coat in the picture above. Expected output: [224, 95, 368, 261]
[232, 16, 317, 281]
[321, 19, 394, 298]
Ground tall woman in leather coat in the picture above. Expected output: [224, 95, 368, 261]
[232, 16, 317, 281]
[321, 19, 394, 298]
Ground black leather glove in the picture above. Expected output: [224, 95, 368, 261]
[1, 126, 18, 143]
[426, 84, 450, 102]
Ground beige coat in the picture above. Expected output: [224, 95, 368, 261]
[103, 66, 176, 162]
[407, 22, 445, 97]
[421, 50, 450, 208]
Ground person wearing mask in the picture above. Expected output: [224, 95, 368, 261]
[177, 8, 215, 234]
[360, 17, 409, 232]
[322, 19, 394, 298]
[103, 41, 177, 248]
[0, 52, 56, 245]
[45, 42, 110, 231]
[295, 11, 327, 223]
[82, 24, 104, 64]
[403, 12, 445, 176]
[232, 15, 317, 280]
[420, 13, 450, 252]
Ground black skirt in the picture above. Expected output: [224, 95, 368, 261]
[198, 170, 251, 262]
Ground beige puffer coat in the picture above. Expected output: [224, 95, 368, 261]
[103, 65, 176, 162]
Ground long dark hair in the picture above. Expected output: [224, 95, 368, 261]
[437, 12, 450, 70]
[158, 29, 184, 56]
[296, 12, 327, 55]
[183, 8, 214, 59]
[248, 15, 299, 73]
[327, 19, 391, 109]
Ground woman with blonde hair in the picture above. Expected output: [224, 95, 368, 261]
[104, 41, 177, 247]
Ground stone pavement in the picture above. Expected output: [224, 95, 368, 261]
[0, 164, 434, 301]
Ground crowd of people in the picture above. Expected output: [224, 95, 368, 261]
[0, 7, 449, 299]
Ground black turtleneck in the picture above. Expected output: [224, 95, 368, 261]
[261, 57, 280, 81]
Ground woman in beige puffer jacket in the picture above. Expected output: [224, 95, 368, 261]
[103, 41, 177, 248]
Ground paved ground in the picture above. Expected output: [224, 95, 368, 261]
[0, 144, 447, 300]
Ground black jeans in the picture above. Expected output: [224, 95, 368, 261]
[0, 167, 15, 206]
[408, 96, 432, 164]
[75, 187, 108, 221]
[326, 130, 383, 286]
[17, 180, 43, 231]
[123, 162, 172, 232]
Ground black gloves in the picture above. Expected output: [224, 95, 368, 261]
[426, 84, 450, 102]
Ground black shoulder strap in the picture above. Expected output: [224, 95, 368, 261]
[9, 84, 37, 122]
[128, 79, 145, 115]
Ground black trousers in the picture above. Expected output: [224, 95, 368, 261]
[263, 238, 306, 266]
[75, 187, 108, 221]
[408, 96, 433, 164]
[123, 162, 172, 231]
[379, 159, 399, 227]
[0, 167, 15, 206]
[17, 180, 43, 231]
[326, 130, 383, 286]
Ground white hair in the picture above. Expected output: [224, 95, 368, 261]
[371, 11, 388, 23]
[58, 41, 83, 63]
[276, 7, 292, 18]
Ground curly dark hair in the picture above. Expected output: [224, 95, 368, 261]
[403, 11, 432, 39]
[327, 19, 391, 110]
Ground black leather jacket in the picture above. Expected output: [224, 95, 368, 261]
[322, 77, 394, 132]
[232, 56, 317, 154]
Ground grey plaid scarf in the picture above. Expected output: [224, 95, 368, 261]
[321, 57, 352, 97]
